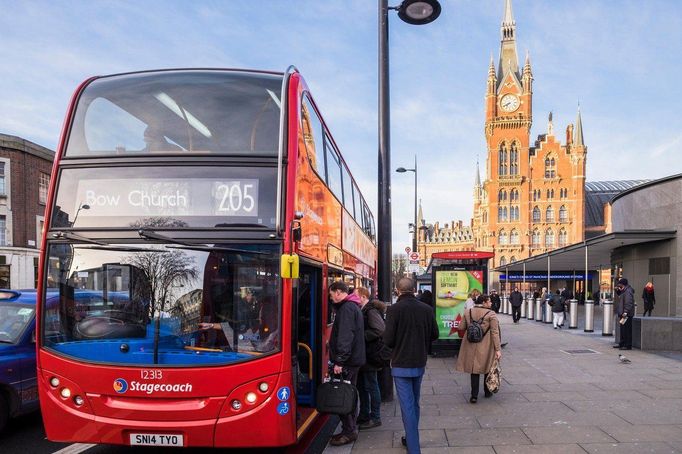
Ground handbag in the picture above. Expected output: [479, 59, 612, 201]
[485, 357, 501, 394]
[315, 374, 358, 415]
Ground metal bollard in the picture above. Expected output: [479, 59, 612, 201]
[535, 298, 543, 322]
[543, 299, 552, 323]
[568, 299, 578, 329]
[504, 296, 510, 315]
[584, 300, 595, 333]
[526, 297, 534, 319]
[602, 300, 613, 336]
[520, 298, 526, 318]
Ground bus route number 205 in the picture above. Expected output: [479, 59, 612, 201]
[213, 180, 259, 216]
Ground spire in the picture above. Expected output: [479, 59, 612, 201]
[475, 158, 481, 187]
[488, 54, 496, 78]
[548, 111, 554, 136]
[523, 50, 532, 73]
[497, 0, 519, 84]
[417, 199, 424, 225]
[574, 105, 585, 146]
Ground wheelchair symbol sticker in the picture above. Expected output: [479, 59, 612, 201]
[277, 386, 290, 401]
[277, 402, 290, 416]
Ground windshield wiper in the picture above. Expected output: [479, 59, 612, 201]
[52, 231, 110, 246]
[138, 229, 268, 255]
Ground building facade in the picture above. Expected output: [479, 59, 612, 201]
[419, 0, 588, 269]
[0, 134, 54, 288]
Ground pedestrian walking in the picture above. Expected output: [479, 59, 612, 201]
[456, 294, 502, 403]
[490, 289, 501, 313]
[355, 287, 385, 430]
[642, 282, 655, 316]
[613, 278, 635, 350]
[383, 278, 438, 454]
[327, 281, 366, 446]
[464, 289, 481, 311]
[549, 289, 565, 329]
[509, 287, 523, 323]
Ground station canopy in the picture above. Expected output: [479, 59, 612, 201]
[494, 230, 676, 272]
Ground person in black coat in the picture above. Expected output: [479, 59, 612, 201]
[490, 290, 502, 313]
[384, 278, 438, 453]
[328, 281, 366, 446]
[509, 288, 523, 323]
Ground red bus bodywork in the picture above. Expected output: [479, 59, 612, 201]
[37, 69, 376, 448]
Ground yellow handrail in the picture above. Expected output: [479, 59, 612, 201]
[297, 342, 313, 379]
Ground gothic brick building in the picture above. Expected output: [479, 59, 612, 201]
[419, 0, 589, 269]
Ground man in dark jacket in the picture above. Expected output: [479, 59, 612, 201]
[328, 281, 366, 446]
[509, 288, 523, 323]
[384, 278, 438, 454]
[614, 278, 635, 350]
[490, 289, 502, 313]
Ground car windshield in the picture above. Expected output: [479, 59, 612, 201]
[0, 303, 34, 344]
[42, 242, 281, 366]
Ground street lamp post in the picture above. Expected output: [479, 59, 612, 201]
[72, 203, 91, 226]
[396, 154, 418, 253]
[377, 0, 441, 302]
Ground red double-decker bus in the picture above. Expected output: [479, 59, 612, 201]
[37, 68, 376, 449]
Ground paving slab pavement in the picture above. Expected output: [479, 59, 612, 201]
[324, 312, 682, 453]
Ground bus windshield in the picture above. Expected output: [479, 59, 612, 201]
[65, 70, 283, 156]
[42, 242, 281, 366]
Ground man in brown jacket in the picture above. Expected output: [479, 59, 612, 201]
[455, 294, 502, 403]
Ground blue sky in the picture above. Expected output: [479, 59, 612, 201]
[1, 0, 682, 253]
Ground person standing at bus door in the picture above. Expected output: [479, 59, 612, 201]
[328, 281, 366, 446]
[614, 278, 635, 350]
[490, 289, 501, 314]
[642, 281, 655, 316]
[355, 287, 385, 430]
[384, 278, 438, 454]
[509, 287, 523, 323]
[456, 294, 502, 404]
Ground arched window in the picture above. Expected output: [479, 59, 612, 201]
[546, 206, 554, 222]
[483, 211, 488, 223]
[499, 230, 508, 245]
[510, 188, 519, 201]
[510, 229, 519, 244]
[498, 206, 504, 222]
[510, 142, 519, 175]
[533, 190, 537, 201]
[498, 142, 508, 176]
[559, 205, 567, 222]
[510, 206, 519, 221]
[545, 228, 555, 247]
[550, 189, 555, 199]
[510, 256, 516, 263]
[503, 207, 508, 221]
[498, 189, 507, 202]
[545, 155, 556, 178]
[500, 256, 507, 267]
[532, 206, 541, 222]
[531, 229, 540, 247]
[559, 228, 568, 247]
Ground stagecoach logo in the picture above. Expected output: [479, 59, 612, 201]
[113, 378, 128, 393]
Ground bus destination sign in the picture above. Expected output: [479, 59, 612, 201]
[76, 178, 259, 217]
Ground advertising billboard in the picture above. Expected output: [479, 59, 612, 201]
[434, 269, 484, 340]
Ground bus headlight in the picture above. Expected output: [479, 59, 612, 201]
[258, 382, 269, 393]
[231, 400, 242, 410]
[60, 387, 72, 399]
[73, 395, 84, 406]
[245, 392, 257, 404]
[50, 377, 60, 388]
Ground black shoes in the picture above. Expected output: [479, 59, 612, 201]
[401, 436, 407, 447]
[469, 396, 477, 404]
[484, 391, 493, 398]
[359, 420, 382, 430]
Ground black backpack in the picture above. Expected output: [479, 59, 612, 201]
[363, 305, 391, 367]
[466, 309, 491, 343]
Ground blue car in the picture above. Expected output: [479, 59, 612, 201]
[0, 289, 39, 432]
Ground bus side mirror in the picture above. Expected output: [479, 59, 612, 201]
[281, 254, 300, 279]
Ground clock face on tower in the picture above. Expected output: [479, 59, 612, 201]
[500, 94, 520, 112]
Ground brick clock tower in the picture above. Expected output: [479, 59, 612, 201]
[472, 0, 587, 268]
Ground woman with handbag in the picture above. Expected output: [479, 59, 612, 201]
[455, 294, 502, 403]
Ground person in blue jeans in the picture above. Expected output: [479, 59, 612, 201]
[384, 278, 439, 453]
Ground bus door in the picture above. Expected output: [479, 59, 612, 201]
[294, 265, 322, 412]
